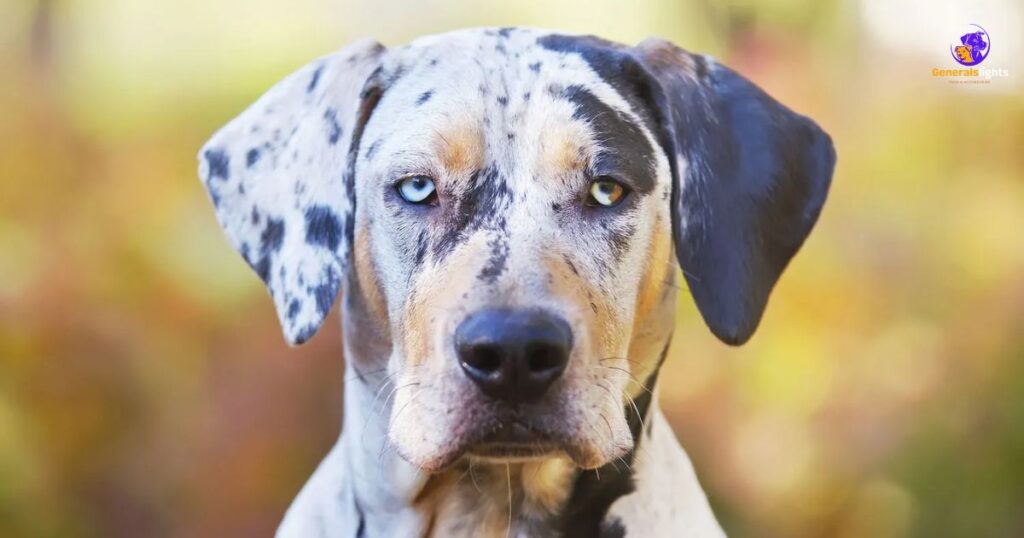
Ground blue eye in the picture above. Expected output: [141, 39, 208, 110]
[397, 175, 438, 204]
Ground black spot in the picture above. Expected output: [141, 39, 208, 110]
[246, 147, 261, 167]
[416, 90, 433, 105]
[523, 91, 531, 101]
[498, 27, 515, 38]
[507, 132, 515, 140]
[344, 210, 356, 253]
[287, 299, 301, 322]
[260, 218, 285, 254]
[496, 95, 508, 106]
[529, 61, 542, 72]
[250, 206, 261, 224]
[477, 235, 509, 283]
[365, 139, 382, 159]
[305, 205, 343, 252]
[560, 85, 656, 194]
[204, 149, 230, 181]
[307, 63, 324, 93]
[324, 108, 342, 145]
[413, 230, 428, 267]
[254, 257, 272, 283]
[207, 188, 222, 208]
[432, 166, 513, 261]
[311, 277, 338, 317]
[248, 218, 285, 283]
[293, 323, 318, 345]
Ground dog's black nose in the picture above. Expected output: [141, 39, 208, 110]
[455, 309, 572, 404]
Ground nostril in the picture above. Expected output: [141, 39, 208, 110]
[526, 344, 566, 374]
[464, 343, 503, 374]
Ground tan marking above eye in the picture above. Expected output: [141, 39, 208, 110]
[536, 119, 589, 181]
[434, 122, 484, 173]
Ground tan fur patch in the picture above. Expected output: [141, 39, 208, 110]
[631, 216, 673, 334]
[402, 233, 488, 366]
[626, 215, 676, 386]
[520, 457, 574, 514]
[537, 118, 590, 182]
[353, 222, 389, 329]
[542, 253, 621, 356]
[435, 121, 485, 174]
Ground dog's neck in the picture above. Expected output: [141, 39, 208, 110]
[278, 274, 682, 537]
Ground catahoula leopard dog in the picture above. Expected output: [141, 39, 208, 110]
[198, 27, 835, 538]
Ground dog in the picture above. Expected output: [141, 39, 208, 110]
[198, 27, 834, 537]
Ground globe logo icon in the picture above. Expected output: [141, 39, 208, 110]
[951, 24, 990, 66]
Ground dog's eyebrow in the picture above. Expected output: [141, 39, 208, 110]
[376, 151, 443, 179]
[558, 85, 656, 194]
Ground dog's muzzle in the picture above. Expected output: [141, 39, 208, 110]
[454, 308, 573, 459]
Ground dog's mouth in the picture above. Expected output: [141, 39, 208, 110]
[466, 419, 561, 462]
[398, 397, 632, 473]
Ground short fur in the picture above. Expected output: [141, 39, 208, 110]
[199, 27, 835, 537]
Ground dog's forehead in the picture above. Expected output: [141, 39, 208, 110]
[360, 28, 660, 193]
[395, 27, 597, 79]
[382, 28, 638, 111]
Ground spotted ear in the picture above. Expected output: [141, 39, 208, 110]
[198, 39, 386, 345]
[636, 39, 835, 345]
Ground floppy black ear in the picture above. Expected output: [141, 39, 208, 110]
[198, 39, 385, 345]
[636, 39, 835, 345]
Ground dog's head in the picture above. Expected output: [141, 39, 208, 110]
[199, 28, 834, 472]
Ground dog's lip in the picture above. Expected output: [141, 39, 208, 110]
[465, 419, 559, 459]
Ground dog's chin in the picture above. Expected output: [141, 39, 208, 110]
[394, 419, 633, 473]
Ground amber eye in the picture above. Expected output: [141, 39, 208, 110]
[587, 178, 628, 207]
[396, 175, 437, 204]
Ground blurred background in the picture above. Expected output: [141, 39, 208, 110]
[1, 0, 1023, 536]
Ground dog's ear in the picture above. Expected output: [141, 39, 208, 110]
[198, 39, 386, 345]
[635, 39, 835, 345]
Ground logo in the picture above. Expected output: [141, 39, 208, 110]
[950, 24, 990, 66]
[932, 23, 1009, 83]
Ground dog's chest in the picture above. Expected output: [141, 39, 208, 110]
[422, 459, 576, 537]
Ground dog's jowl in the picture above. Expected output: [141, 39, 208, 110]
[199, 27, 835, 538]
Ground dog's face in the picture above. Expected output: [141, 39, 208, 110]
[199, 28, 834, 472]
[355, 31, 674, 470]
[954, 44, 974, 63]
